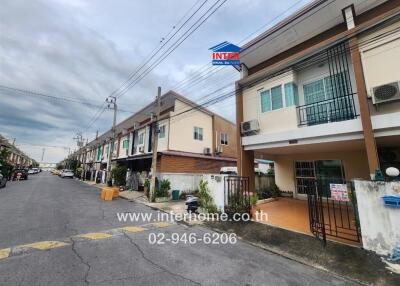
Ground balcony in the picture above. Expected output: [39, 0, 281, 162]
[297, 93, 358, 126]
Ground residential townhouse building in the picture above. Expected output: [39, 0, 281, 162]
[236, 0, 400, 198]
[79, 91, 237, 190]
[0, 134, 33, 167]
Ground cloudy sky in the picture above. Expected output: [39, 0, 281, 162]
[0, 0, 311, 163]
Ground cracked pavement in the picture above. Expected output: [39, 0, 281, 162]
[0, 173, 358, 285]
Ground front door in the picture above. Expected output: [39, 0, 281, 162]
[295, 160, 345, 198]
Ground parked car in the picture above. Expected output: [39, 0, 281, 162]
[28, 169, 36, 174]
[12, 169, 28, 180]
[60, 169, 74, 178]
[52, 169, 61, 176]
[0, 173, 7, 188]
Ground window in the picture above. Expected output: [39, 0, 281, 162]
[158, 125, 166, 139]
[271, 85, 283, 110]
[260, 90, 271, 112]
[105, 145, 109, 158]
[284, 82, 299, 106]
[194, 127, 203, 141]
[122, 139, 129, 149]
[138, 133, 144, 145]
[260, 85, 286, 113]
[220, 132, 228, 145]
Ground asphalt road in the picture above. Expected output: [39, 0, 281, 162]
[0, 172, 357, 285]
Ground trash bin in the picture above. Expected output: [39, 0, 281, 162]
[172, 190, 180, 201]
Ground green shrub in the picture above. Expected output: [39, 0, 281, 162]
[111, 165, 127, 186]
[198, 179, 218, 213]
[251, 193, 258, 206]
[155, 179, 170, 198]
[270, 183, 281, 198]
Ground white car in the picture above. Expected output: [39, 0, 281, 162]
[28, 169, 36, 174]
[60, 169, 74, 178]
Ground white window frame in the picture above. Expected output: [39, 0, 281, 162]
[158, 125, 166, 139]
[220, 132, 228, 145]
[194, 127, 203, 141]
[259, 84, 286, 113]
[138, 132, 145, 145]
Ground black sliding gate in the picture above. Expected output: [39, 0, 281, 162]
[224, 176, 250, 216]
[306, 180, 361, 244]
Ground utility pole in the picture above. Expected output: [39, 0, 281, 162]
[106, 96, 117, 186]
[150, 87, 161, 202]
[41, 148, 45, 163]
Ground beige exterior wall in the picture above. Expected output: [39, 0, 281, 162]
[168, 99, 213, 154]
[157, 118, 169, 152]
[274, 149, 369, 194]
[118, 135, 129, 158]
[242, 71, 297, 134]
[360, 21, 400, 116]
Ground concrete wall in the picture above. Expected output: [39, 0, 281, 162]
[354, 180, 400, 256]
[274, 150, 369, 194]
[169, 99, 213, 153]
[158, 172, 205, 193]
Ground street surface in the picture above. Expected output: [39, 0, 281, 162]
[0, 172, 357, 285]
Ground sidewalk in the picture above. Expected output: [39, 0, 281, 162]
[80, 180, 107, 189]
[206, 220, 400, 286]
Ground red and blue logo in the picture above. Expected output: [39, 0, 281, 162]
[209, 41, 241, 66]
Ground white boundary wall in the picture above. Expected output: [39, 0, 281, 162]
[354, 180, 400, 256]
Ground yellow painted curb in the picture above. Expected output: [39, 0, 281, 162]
[0, 248, 11, 260]
[21, 241, 69, 250]
[120, 226, 146, 233]
[76, 232, 113, 240]
[152, 222, 172, 228]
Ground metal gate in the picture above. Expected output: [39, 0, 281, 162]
[224, 176, 250, 215]
[307, 180, 361, 244]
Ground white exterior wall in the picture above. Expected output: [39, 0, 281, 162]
[158, 172, 204, 193]
[354, 180, 400, 256]
[169, 99, 213, 154]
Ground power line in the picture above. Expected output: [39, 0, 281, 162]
[110, 0, 210, 99]
[114, 0, 229, 99]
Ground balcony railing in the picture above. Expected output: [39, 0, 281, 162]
[297, 93, 358, 126]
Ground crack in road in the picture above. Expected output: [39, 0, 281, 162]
[122, 232, 202, 286]
[70, 238, 91, 285]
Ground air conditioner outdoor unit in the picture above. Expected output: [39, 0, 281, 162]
[215, 145, 223, 154]
[372, 81, 400, 104]
[203, 147, 211, 155]
[241, 119, 260, 136]
[138, 146, 145, 153]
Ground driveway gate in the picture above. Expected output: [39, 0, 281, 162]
[307, 180, 361, 244]
[224, 176, 250, 216]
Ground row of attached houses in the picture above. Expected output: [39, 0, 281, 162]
[236, 0, 400, 197]
[0, 134, 33, 167]
[72, 91, 237, 190]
